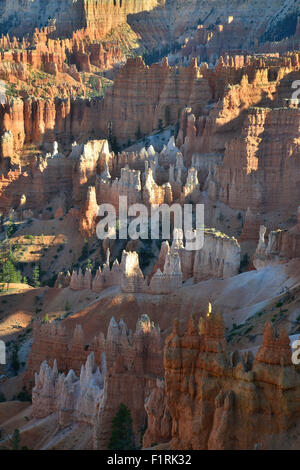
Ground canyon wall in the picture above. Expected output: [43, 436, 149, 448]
[69, 248, 184, 296]
[153, 229, 241, 282]
[0, 0, 163, 39]
[158, 313, 300, 450]
[30, 314, 164, 449]
[253, 208, 300, 269]
[0, 139, 110, 215]
[175, 54, 300, 217]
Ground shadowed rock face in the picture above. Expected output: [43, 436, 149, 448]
[253, 208, 300, 269]
[30, 315, 164, 449]
[0, 0, 163, 38]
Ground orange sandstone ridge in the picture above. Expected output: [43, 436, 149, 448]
[1, 0, 300, 452]
[3, 311, 300, 449]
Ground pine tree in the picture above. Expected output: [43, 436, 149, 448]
[108, 403, 136, 450]
[6, 215, 17, 238]
[9, 429, 20, 450]
[32, 265, 40, 288]
[86, 259, 93, 271]
[0, 239, 22, 289]
[165, 105, 171, 126]
[42, 314, 49, 324]
[11, 344, 20, 375]
[135, 124, 142, 141]
[79, 239, 89, 261]
[1, 259, 21, 290]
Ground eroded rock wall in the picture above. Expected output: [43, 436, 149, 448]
[160, 314, 300, 450]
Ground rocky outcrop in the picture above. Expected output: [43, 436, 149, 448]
[154, 228, 241, 282]
[79, 186, 98, 238]
[96, 164, 142, 211]
[32, 352, 104, 426]
[143, 167, 173, 207]
[30, 314, 164, 449]
[143, 378, 172, 448]
[149, 250, 183, 295]
[0, 96, 107, 165]
[239, 207, 262, 242]
[212, 104, 300, 214]
[0, 139, 110, 216]
[253, 208, 300, 269]
[94, 314, 163, 449]
[162, 311, 300, 450]
[173, 55, 300, 221]
[69, 248, 184, 295]
[25, 322, 96, 389]
[121, 251, 146, 293]
[101, 56, 212, 144]
[0, 0, 162, 40]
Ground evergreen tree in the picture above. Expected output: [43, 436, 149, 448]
[0, 213, 4, 232]
[109, 136, 121, 154]
[9, 429, 20, 450]
[79, 239, 89, 261]
[165, 105, 171, 126]
[6, 215, 17, 238]
[1, 259, 21, 290]
[108, 403, 136, 450]
[42, 314, 49, 324]
[135, 124, 142, 141]
[0, 239, 22, 289]
[32, 265, 40, 288]
[11, 344, 20, 375]
[86, 259, 93, 271]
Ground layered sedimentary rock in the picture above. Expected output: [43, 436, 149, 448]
[239, 207, 262, 242]
[143, 167, 173, 206]
[2, 50, 300, 189]
[0, 0, 162, 40]
[253, 208, 300, 269]
[70, 249, 121, 291]
[25, 322, 97, 388]
[175, 21, 249, 66]
[32, 352, 105, 426]
[143, 379, 172, 448]
[154, 228, 241, 282]
[211, 104, 300, 214]
[0, 131, 189, 218]
[161, 312, 300, 450]
[0, 139, 110, 215]
[149, 250, 183, 295]
[30, 314, 164, 449]
[0, 96, 106, 165]
[121, 251, 146, 293]
[96, 164, 142, 211]
[101, 56, 212, 144]
[69, 248, 184, 295]
[79, 186, 99, 238]
[94, 314, 163, 449]
[173, 55, 300, 218]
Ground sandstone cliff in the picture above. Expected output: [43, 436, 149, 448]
[153, 228, 241, 282]
[28, 314, 164, 449]
[253, 208, 300, 269]
[160, 312, 300, 450]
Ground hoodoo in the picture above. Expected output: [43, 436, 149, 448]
[1, 0, 300, 453]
